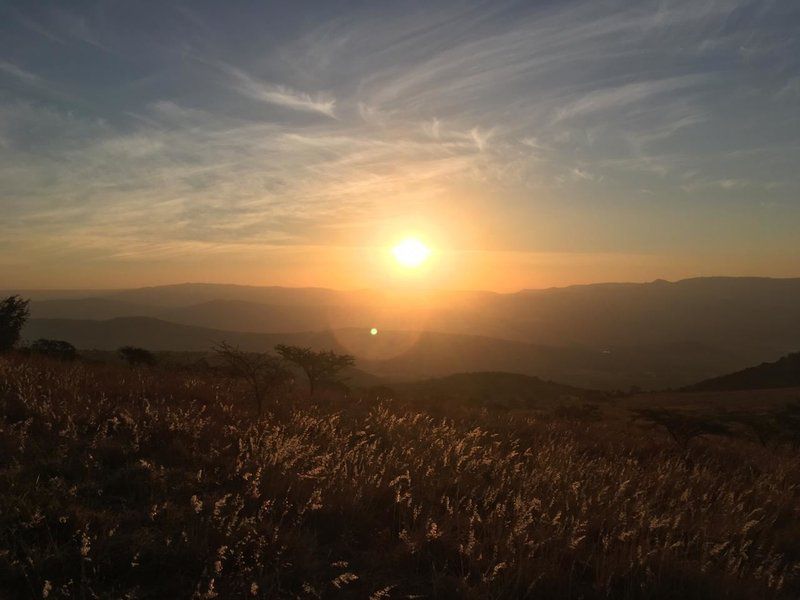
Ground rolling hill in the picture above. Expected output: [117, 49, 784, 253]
[390, 371, 607, 410]
[13, 277, 800, 351]
[683, 351, 800, 392]
[11, 277, 800, 389]
[21, 316, 765, 390]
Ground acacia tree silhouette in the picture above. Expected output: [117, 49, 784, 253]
[213, 342, 290, 416]
[275, 344, 354, 399]
[118, 346, 157, 367]
[0, 296, 30, 353]
[30, 339, 77, 361]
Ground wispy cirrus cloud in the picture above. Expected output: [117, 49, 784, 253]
[0, 60, 41, 84]
[1, 0, 799, 287]
[223, 64, 336, 118]
[553, 76, 706, 123]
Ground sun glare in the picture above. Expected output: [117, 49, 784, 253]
[392, 238, 431, 268]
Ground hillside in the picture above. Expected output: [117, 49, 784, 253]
[13, 277, 800, 351]
[22, 317, 333, 353]
[22, 317, 756, 389]
[684, 351, 800, 392]
[13, 277, 800, 389]
[390, 371, 607, 410]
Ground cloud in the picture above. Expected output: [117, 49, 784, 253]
[553, 76, 706, 123]
[571, 168, 596, 182]
[423, 117, 441, 139]
[1, 0, 799, 278]
[0, 60, 41, 84]
[468, 127, 492, 151]
[224, 65, 336, 117]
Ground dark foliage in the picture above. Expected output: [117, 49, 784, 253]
[212, 341, 290, 416]
[29, 339, 78, 361]
[631, 408, 731, 446]
[275, 344, 355, 398]
[117, 346, 157, 367]
[0, 296, 30, 353]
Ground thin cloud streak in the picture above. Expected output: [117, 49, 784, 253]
[222, 64, 337, 117]
[0, 60, 41, 84]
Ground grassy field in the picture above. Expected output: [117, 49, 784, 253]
[1, 356, 799, 598]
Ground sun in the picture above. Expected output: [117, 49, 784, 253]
[392, 238, 431, 268]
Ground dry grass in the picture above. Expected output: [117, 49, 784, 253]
[1, 356, 799, 599]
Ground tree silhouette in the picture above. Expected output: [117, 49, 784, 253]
[118, 346, 157, 367]
[275, 344, 355, 398]
[0, 295, 30, 353]
[632, 408, 730, 446]
[30, 339, 77, 361]
[213, 342, 290, 416]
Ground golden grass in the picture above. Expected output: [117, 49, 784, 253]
[1, 356, 799, 598]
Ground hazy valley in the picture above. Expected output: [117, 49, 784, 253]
[12, 276, 800, 390]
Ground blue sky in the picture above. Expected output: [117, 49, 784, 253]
[1, 0, 799, 290]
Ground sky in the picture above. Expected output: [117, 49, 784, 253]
[1, 0, 799, 291]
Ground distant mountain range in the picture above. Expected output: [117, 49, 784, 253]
[10, 277, 800, 390]
[683, 351, 800, 392]
[15, 277, 800, 346]
[20, 316, 727, 389]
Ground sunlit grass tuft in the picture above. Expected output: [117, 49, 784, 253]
[1, 355, 799, 598]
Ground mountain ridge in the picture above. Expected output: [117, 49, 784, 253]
[22, 316, 780, 390]
[683, 351, 800, 392]
[8, 275, 800, 300]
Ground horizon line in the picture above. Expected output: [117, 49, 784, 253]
[4, 274, 800, 296]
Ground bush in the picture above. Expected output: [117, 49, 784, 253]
[0, 295, 29, 352]
[29, 339, 78, 361]
[117, 346, 157, 367]
[632, 408, 731, 446]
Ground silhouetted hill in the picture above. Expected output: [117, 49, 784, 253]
[27, 292, 509, 338]
[22, 317, 333, 353]
[29, 298, 161, 320]
[14, 277, 800, 388]
[508, 276, 800, 348]
[683, 352, 800, 392]
[105, 283, 350, 307]
[21, 317, 763, 389]
[14, 277, 800, 354]
[29, 299, 353, 333]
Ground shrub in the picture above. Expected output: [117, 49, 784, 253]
[0, 295, 29, 352]
[117, 346, 157, 367]
[29, 338, 78, 361]
[632, 408, 731, 446]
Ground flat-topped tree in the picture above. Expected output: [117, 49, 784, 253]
[213, 341, 290, 416]
[30, 339, 77, 361]
[118, 346, 157, 367]
[275, 344, 355, 399]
